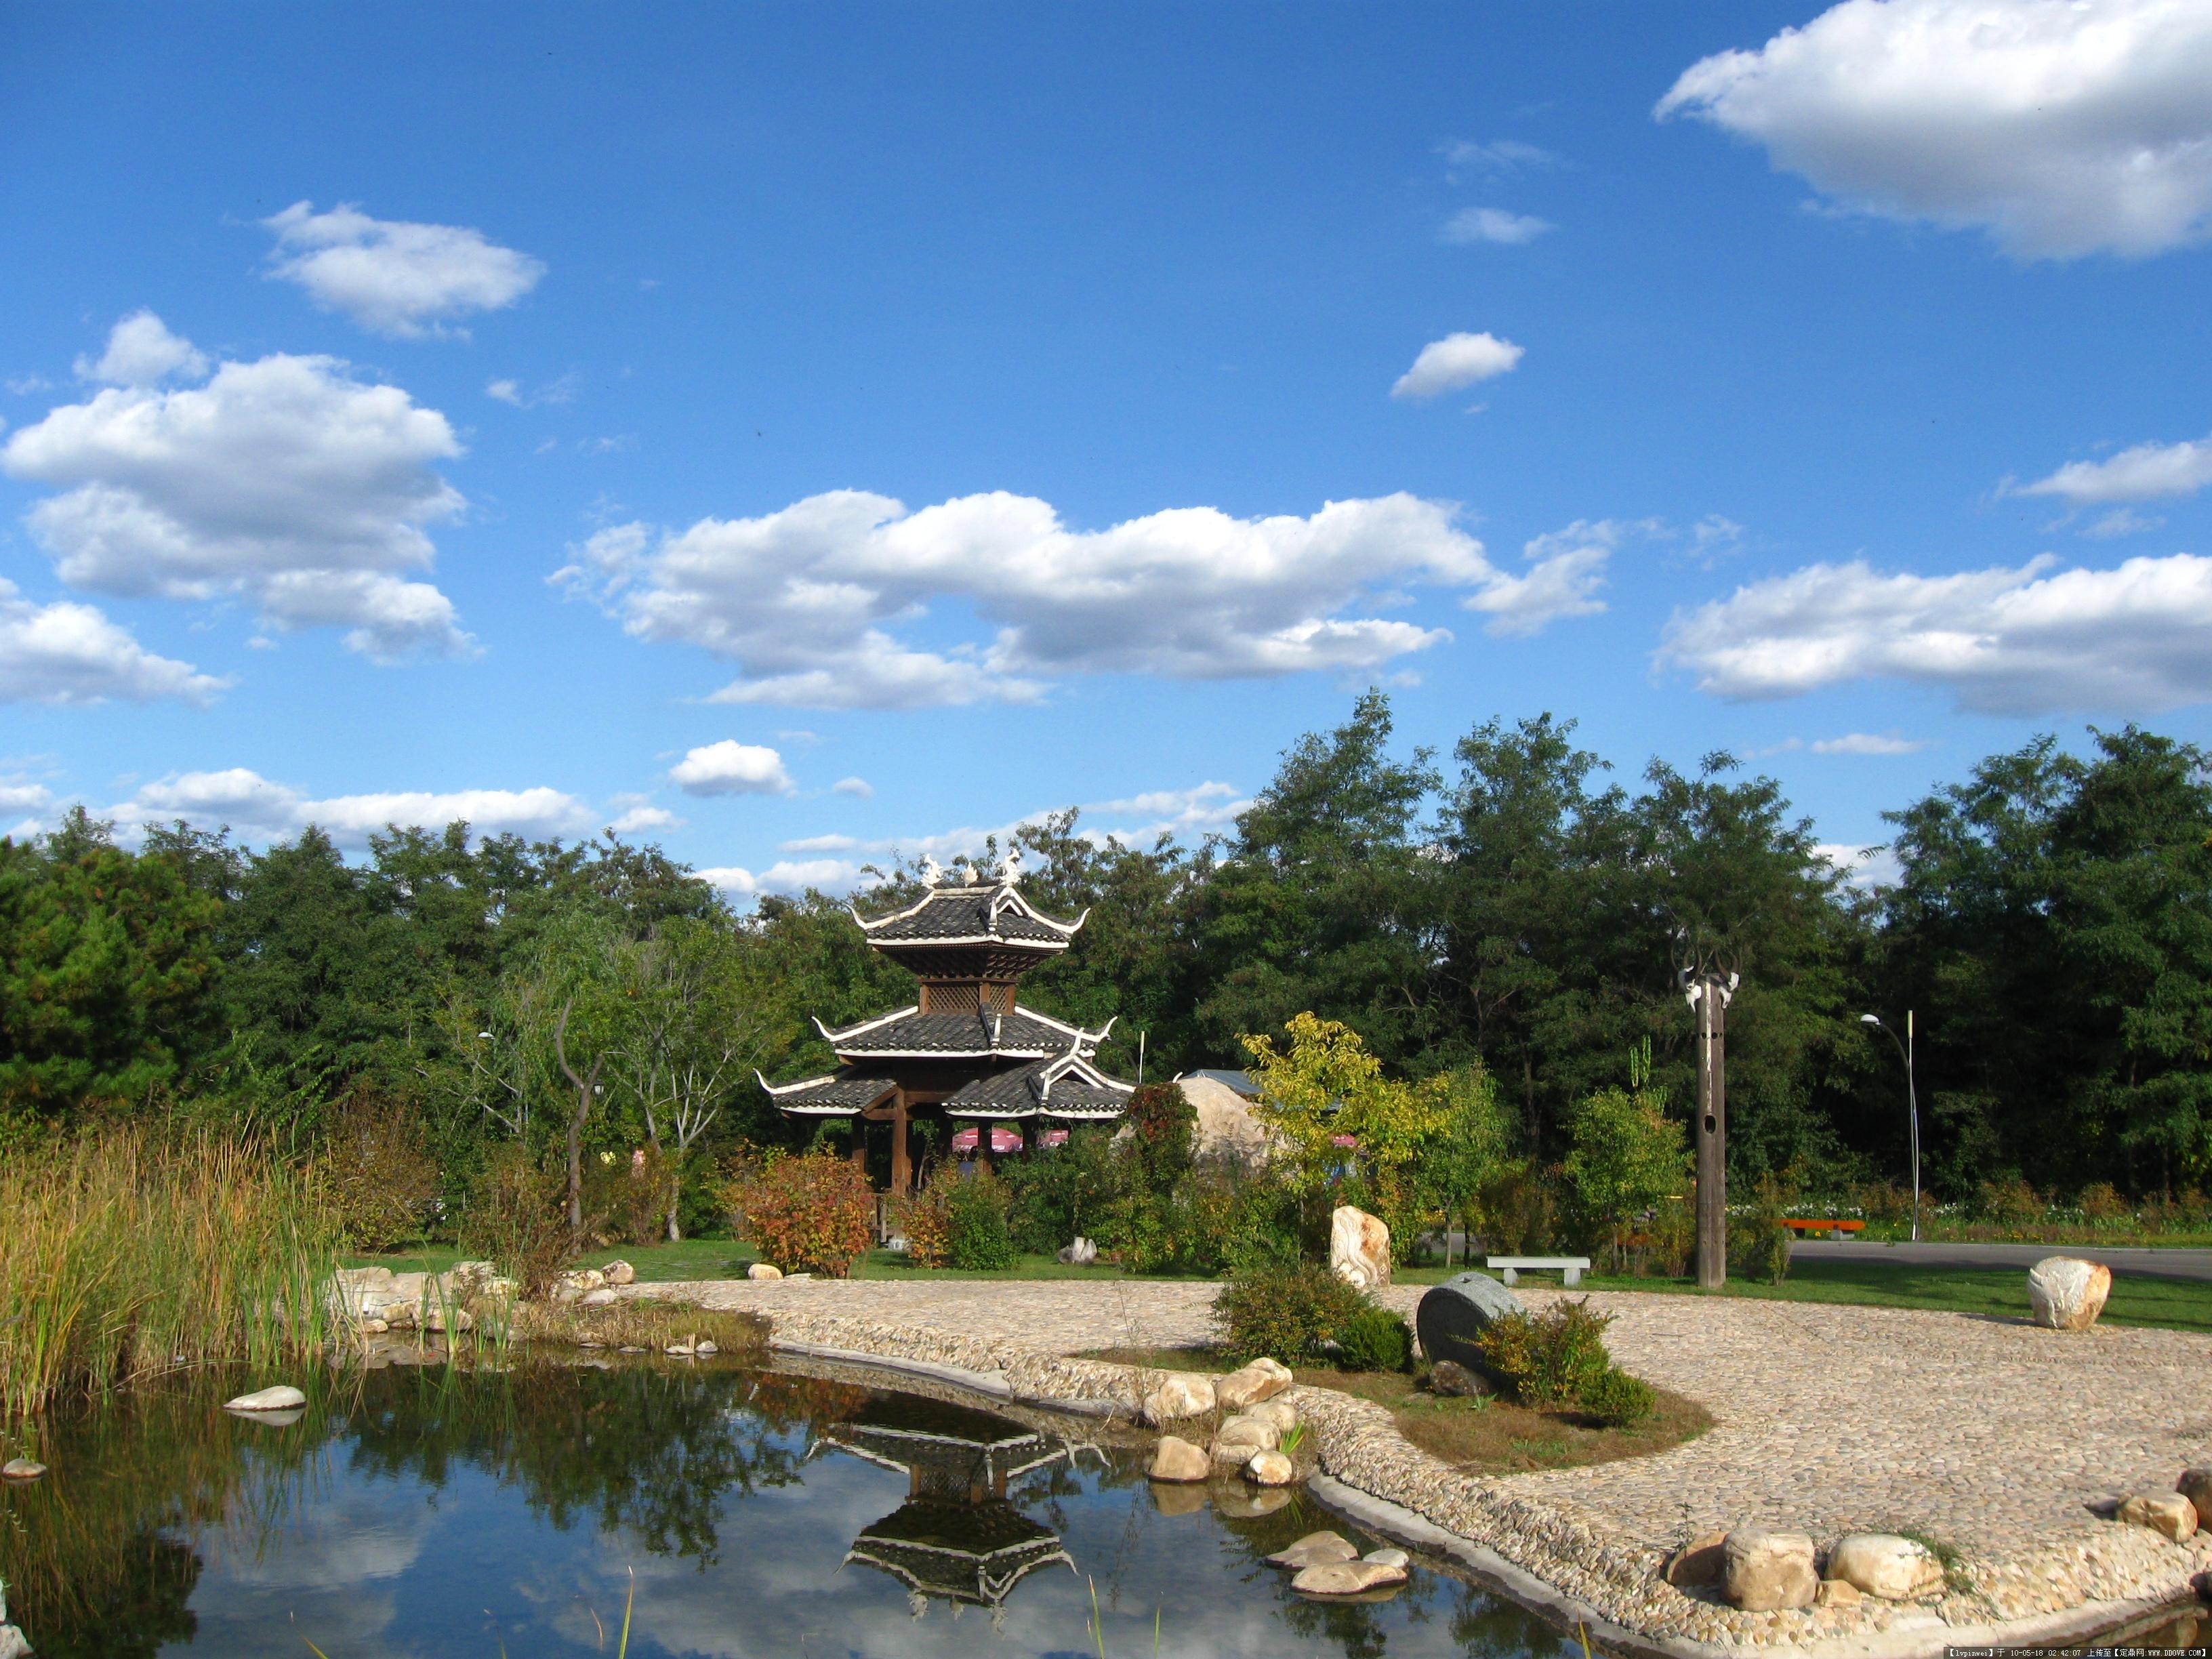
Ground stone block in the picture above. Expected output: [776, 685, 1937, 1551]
[1414, 1273, 1527, 1378]
[1723, 1530, 1818, 1612]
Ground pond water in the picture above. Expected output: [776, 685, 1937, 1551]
[0, 1353, 1587, 1659]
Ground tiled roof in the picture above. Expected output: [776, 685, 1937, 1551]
[754, 1065, 899, 1114]
[818, 1004, 1111, 1059]
[855, 880, 1083, 947]
[943, 1054, 1133, 1120]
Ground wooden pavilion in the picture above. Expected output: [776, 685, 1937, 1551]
[758, 854, 1133, 1195]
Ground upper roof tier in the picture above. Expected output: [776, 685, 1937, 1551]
[853, 855, 1085, 960]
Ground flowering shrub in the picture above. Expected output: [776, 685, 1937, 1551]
[729, 1151, 874, 1276]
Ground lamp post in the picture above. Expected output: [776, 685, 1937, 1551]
[1859, 1011, 1920, 1242]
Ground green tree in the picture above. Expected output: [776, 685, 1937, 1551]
[1562, 1046, 1687, 1269]
[1413, 1061, 1513, 1269]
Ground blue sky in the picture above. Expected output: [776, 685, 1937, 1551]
[5, 2, 2211, 895]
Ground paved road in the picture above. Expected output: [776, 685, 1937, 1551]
[1792, 1237, 2212, 1283]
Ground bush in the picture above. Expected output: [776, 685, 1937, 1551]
[1477, 1162, 1558, 1254]
[897, 1166, 956, 1267]
[1730, 1173, 1793, 1283]
[1579, 1364, 1656, 1428]
[1124, 1082, 1196, 1195]
[1002, 1127, 1124, 1255]
[1212, 1260, 1368, 1365]
[321, 1087, 438, 1252]
[1334, 1305, 1414, 1373]
[2077, 1181, 2127, 1223]
[1474, 1298, 1616, 1408]
[729, 1151, 874, 1277]
[581, 1144, 672, 1247]
[945, 1168, 1017, 1270]
[457, 1143, 572, 1296]
[1112, 1158, 1302, 1276]
[1976, 1175, 2042, 1226]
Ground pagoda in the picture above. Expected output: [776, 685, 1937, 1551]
[758, 851, 1133, 1195]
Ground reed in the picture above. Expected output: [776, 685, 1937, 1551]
[0, 1127, 344, 1420]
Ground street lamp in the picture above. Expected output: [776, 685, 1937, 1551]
[1859, 1012, 1921, 1242]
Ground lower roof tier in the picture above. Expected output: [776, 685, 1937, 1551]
[759, 1052, 1132, 1121]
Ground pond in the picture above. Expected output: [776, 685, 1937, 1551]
[0, 1351, 1591, 1659]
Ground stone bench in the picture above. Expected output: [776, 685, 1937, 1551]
[1486, 1254, 1592, 1288]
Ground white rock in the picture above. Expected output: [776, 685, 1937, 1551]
[1329, 1204, 1391, 1290]
[1293, 1559, 1406, 1595]
[1723, 1530, 1818, 1612]
[580, 1288, 617, 1307]
[1826, 1534, 1945, 1600]
[747, 1263, 783, 1281]
[1, 1458, 47, 1481]
[1266, 1530, 1359, 1569]
[1057, 1237, 1099, 1265]
[695, 1340, 718, 1355]
[1210, 1413, 1279, 1464]
[1141, 1372, 1217, 1424]
[664, 1338, 697, 1356]
[2118, 1492, 2198, 1542]
[0, 1623, 30, 1659]
[1216, 1357, 1293, 1410]
[1149, 1435, 1210, 1482]
[1364, 1548, 1410, 1570]
[224, 1385, 308, 1412]
[602, 1259, 636, 1286]
[2028, 1256, 2112, 1331]
[1245, 1450, 1296, 1486]
[1816, 1578, 1862, 1607]
[1245, 1397, 1297, 1435]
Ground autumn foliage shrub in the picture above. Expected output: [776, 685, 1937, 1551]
[1474, 1297, 1654, 1427]
[321, 1087, 439, 1252]
[731, 1151, 874, 1276]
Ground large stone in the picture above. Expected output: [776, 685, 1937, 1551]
[2118, 1492, 2198, 1542]
[746, 1263, 783, 1282]
[1267, 1530, 1359, 1570]
[1245, 1397, 1298, 1435]
[1176, 1073, 1279, 1166]
[1292, 1559, 1408, 1595]
[1815, 1578, 1862, 1608]
[1826, 1534, 1945, 1600]
[1414, 1272, 1528, 1378]
[1245, 1450, 1296, 1486]
[1429, 1359, 1490, 1398]
[1330, 1204, 1391, 1290]
[1664, 1530, 1727, 1587]
[1723, 1530, 1818, 1612]
[224, 1385, 308, 1412]
[1149, 1436, 1210, 1482]
[1216, 1357, 1293, 1411]
[1142, 1372, 1217, 1425]
[1057, 1237, 1099, 1266]
[1210, 1413, 1279, 1464]
[0, 1624, 30, 1659]
[2177, 1467, 2212, 1521]
[1, 1458, 47, 1482]
[2028, 1256, 2112, 1331]
[601, 1259, 636, 1286]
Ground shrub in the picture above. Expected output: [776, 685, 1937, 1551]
[1125, 1082, 1196, 1195]
[321, 1087, 438, 1252]
[730, 1151, 874, 1277]
[1579, 1364, 1656, 1428]
[1474, 1298, 1616, 1407]
[1212, 1260, 1368, 1365]
[1729, 1172, 1793, 1283]
[1976, 1175, 2042, 1227]
[897, 1166, 956, 1267]
[1002, 1126, 1124, 1255]
[456, 1143, 572, 1298]
[2078, 1181, 2128, 1223]
[1112, 1158, 1302, 1277]
[945, 1168, 1017, 1270]
[1334, 1305, 1414, 1373]
[1477, 1161, 1557, 1254]
[581, 1144, 672, 1247]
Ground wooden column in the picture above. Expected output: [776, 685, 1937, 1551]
[1695, 976, 1728, 1290]
[890, 1093, 911, 1197]
[849, 1119, 867, 1174]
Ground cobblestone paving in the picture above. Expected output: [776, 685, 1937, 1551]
[662, 1275, 2212, 1561]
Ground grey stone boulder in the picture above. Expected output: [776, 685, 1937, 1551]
[1414, 1272, 1526, 1378]
[1266, 1530, 1359, 1570]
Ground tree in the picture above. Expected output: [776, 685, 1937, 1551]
[1562, 1044, 1687, 1270]
[1414, 1061, 1513, 1268]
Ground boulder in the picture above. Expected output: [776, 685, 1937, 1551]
[1216, 1357, 1293, 1410]
[663, 1337, 698, 1357]
[1664, 1530, 1727, 1588]
[1210, 1413, 1279, 1465]
[1826, 1534, 1945, 1600]
[1245, 1450, 1296, 1486]
[0, 1624, 29, 1659]
[1057, 1237, 1099, 1266]
[1429, 1359, 1490, 1399]
[1142, 1372, 1217, 1424]
[2178, 1467, 2212, 1521]
[1175, 1073, 1278, 1165]
[1364, 1548, 1410, 1570]
[422, 1303, 472, 1334]
[602, 1260, 636, 1286]
[1246, 1397, 1298, 1435]
[443, 1260, 499, 1295]
[2028, 1256, 2112, 1331]
[2118, 1492, 2198, 1542]
[359, 1317, 390, 1335]
[224, 1385, 308, 1413]
[1330, 1205, 1391, 1290]
[1149, 1436, 1210, 1483]
[695, 1341, 718, 1355]
[1, 1458, 47, 1482]
[1723, 1530, 1818, 1612]
[747, 1263, 783, 1282]
[1266, 1530, 1359, 1570]
[1414, 1273, 1528, 1378]
[1292, 1559, 1407, 1595]
[580, 1288, 618, 1308]
[1214, 1483, 1293, 1519]
[1815, 1578, 1862, 1608]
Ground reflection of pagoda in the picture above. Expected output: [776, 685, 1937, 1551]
[759, 855, 1133, 1195]
[819, 1393, 1076, 1614]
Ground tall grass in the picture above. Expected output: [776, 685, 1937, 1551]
[0, 1128, 344, 1419]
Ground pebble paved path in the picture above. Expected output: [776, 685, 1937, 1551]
[658, 1277, 2212, 1561]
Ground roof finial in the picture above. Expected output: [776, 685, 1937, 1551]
[920, 855, 944, 886]
[954, 857, 977, 886]
[998, 845, 1024, 885]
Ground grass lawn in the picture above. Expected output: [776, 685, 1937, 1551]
[1395, 1260, 2212, 1335]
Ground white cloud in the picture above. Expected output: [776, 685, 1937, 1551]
[487, 371, 578, 409]
[108, 768, 597, 845]
[0, 781, 54, 816]
[555, 489, 1536, 710]
[2083, 507, 2165, 538]
[1662, 551, 2212, 713]
[1439, 207, 1555, 245]
[1391, 332, 1524, 399]
[1657, 0, 2212, 260]
[607, 804, 678, 834]
[6, 375, 54, 396]
[1465, 517, 1633, 636]
[697, 858, 867, 898]
[0, 579, 228, 705]
[74, 311, 207, 387]
[2019, 432, 2212, 502]
[830, 775, 872, 798]
[486, 378, 523, 405]
[1811, 731, 1927, 755]
[2, 330, 470, 659]
[668, 739, 795, 796]
[1439, 138, 1563, 174]
[1816, 842, 1904, 888]
[263, 201, 545, 337]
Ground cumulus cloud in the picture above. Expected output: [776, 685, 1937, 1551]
[1465, 517, 1639, 636]
[2018, 432, 2212, 503]
[1439, 207, 1555, 245]
[1439, 138, 1564, 175]
[1816, 842, 1905, 888]
[74, 310, 207, 387]
[554, 489, 1559, 710]
[0, 579, 228, 705]
[668, 739, 796, 796]
[607, 804, 678, 834]
[1661, 551, 2212, 713]
[830, 775, 872, 798]
[1657, 0, 2212, 260]
[263, 201, 546, 337]
[2, 328, 471, 659]
[108, 767, 596, 846]
[696, 859, 867, 898]
[1811, 731, 1927, 755]
[1391, 332, 1524, 399]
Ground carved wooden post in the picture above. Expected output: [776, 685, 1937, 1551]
[1693, 973, 1730, 1290]
[890, 1094, 910, 1198]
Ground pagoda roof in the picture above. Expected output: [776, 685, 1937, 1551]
[944, 1053, 1133, 1121]
[844, 1498, 1073, 1607]
[816, 1004, 1112, 1061]
[754, 1065, 900, 1115]
[853, 876, 1084, 950]
[819, 1395, 1066, 1486]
